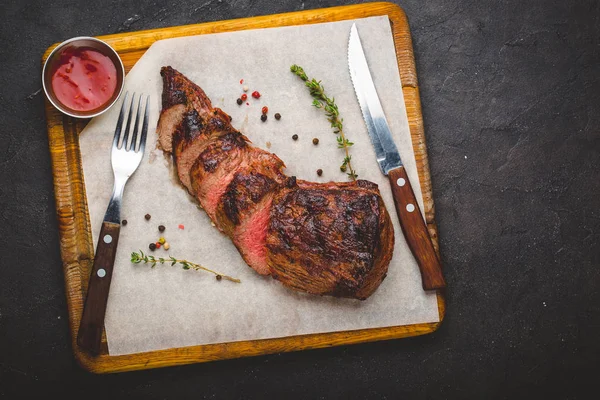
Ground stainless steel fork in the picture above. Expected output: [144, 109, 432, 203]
[77, 92, 150, 355]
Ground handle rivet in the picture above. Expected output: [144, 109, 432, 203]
[103, 234, 112, 244]
[406, 203, 415, 212]
[97, 268, 106, 278]
[396, 178, 406, 187]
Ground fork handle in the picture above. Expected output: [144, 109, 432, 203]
[77, 221, 121, 355]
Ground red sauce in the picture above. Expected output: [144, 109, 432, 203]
[50, 47, 117, 111]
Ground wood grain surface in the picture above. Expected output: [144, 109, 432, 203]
[43, 1, 445, 373]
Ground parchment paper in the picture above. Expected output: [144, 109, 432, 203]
[79, 16, 439, 356]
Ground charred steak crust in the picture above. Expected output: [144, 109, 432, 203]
[198, 131, 249, 173]
[172, 109, 203, 160]
[214, 149, 286, 235]
[157, 66, 395, 300]
[160, 66, 210, 110]
[222, 173, 278, 226]
[266, 180, 393, 299]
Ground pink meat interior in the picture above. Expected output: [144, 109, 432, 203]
[233, 197, 272, 275]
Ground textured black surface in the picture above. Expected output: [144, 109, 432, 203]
[1, 0, 598, 398]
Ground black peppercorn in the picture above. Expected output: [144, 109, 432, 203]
[317, 169, 323, 176]
[236, 98, 243, 105]
[121, 219, 128, 226]
[274, 113, 281, 120]
[158, 225, 165, 232]
[313, 138, 319, 145]
[292, 134, 298, 141]
[149, 243, 157, 251]
[144, 213, 151, 220]
[216, 275, 222, 281]
[261, 114, 267, 122]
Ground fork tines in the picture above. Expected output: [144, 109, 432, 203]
[113, 92, 150, 153]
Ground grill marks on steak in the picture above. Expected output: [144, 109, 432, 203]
[174, 112, 235, 192]
[157, 104, 186, 152]
[160, 65, 212, 115]
[215, 154, 286, 275]
[157, 66, 395, 299]
[219, 169, 281, 233]
[190, 146, 273, 225]
[266, 180, 393, 299]
[158, 68, 237, 193]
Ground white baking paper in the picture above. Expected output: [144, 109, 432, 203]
[79, 16, 439, 356]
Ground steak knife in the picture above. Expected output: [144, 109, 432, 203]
[348, 23, 445, 290]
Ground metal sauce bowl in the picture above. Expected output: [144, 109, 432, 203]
[42, 36, 125, 118]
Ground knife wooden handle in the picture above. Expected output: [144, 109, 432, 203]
[77, 221, 121, 355]
[388, 167, 446, 290]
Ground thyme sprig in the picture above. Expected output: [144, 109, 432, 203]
[290, 64, 358, 180]
[131, 250, 241, 283]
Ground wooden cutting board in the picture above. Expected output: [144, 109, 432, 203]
[43, 1, 445, 373]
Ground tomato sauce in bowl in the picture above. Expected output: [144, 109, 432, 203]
[51, 47, 117, 111]
[42, 37, 124, 118]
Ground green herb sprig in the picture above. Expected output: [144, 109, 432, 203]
[290, 64, 358, 180]
[131, 250, 241, 283]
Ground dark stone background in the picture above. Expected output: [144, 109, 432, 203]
[0, 0, 598, 398]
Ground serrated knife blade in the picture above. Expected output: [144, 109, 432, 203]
[348, 23, 402, 175]
[348, 23, 446, 290]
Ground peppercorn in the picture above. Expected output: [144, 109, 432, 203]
[261, 106, 268, 114]
[155, 242, 161, 249]
[252, 91, 261, 99]
[158, 225, 165, 232]
[243, 85, 249, 92]
[292, 134, 298, 140]
[241, 93, 247, 101]
[313, 138, 319, 145]
[216, 275, 222, 281]
[236, 98, 243, 105]
[261, 114, 267, 122]
[317, 169, 323, 176]
[274, 113, 281, 120]
[164, 242, 170, 250]
[158, 237, 166, 245]
[121, 219, 128, 226]
[145, 213, 151, 220]
[149, 242, 157, 251]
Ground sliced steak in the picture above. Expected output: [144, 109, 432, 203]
[231, 194, 274, 275]
[156, 104, 186, 152]
[173, 109, 235, 192]
[158, 66, 232, 157]
[157, 66, 395, 300]
[215, 157, 286, 275]
[161, 66, 212, 116]
[188, 132, 252, 223]
[216, 158, 286, 235]
[190, 146, 283, 229]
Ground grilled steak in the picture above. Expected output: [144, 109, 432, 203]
[157, 66, 394, 299]
[267, 179, 394, 299]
